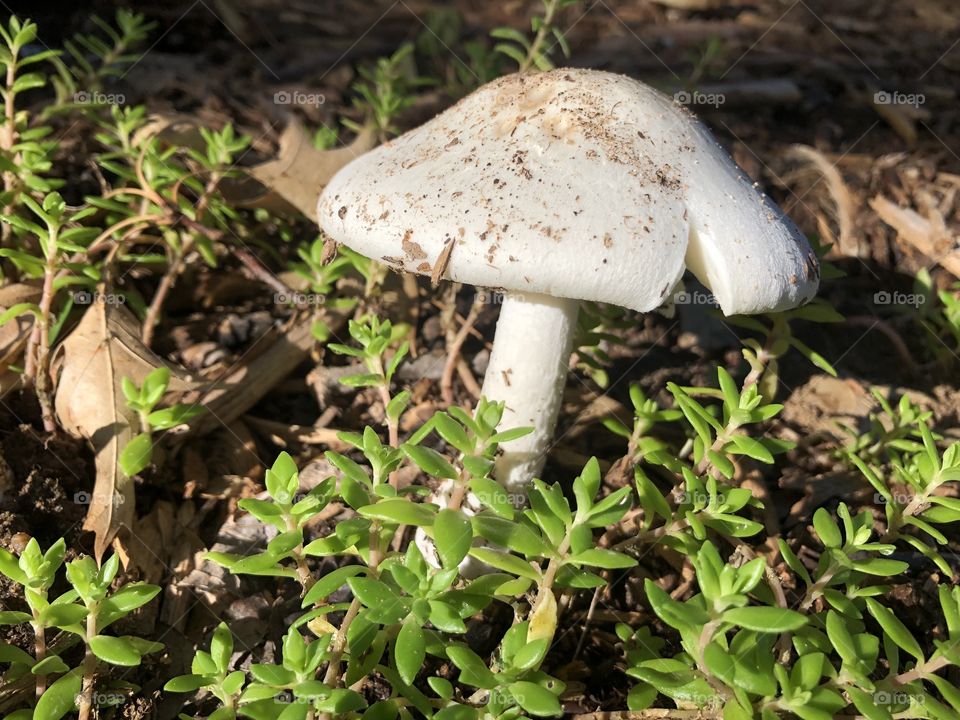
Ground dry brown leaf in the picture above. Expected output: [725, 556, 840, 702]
[53, 303, 197, 561]
[223, 121, 376, 217]
[114, 500, 176, 585]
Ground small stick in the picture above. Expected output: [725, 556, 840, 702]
[431, 238, 455, 286]
[441, 295, 483, 405]
[232, 247, 295, 298]
[455, 358, 482, 399]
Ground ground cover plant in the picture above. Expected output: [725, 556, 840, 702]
[1, 1, 959, 719]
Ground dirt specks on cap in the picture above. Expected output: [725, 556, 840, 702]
[402, 230, 426, 260]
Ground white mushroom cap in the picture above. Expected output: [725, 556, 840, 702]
[318, 68, 818, 316]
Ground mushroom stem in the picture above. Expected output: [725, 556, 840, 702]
[481, 291, 579, 496]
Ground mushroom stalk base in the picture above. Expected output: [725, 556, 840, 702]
[481, 291, 579, 497]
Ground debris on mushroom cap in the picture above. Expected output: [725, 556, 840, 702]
[318, 68, 819, 316]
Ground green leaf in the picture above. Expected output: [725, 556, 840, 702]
[445, 645, 497, 689]
[164, 674, 210, 692]
[489, 427, 533, 444]
[825, 610, 858, 665]
[427, 600, 467, 633]
[728, 435, 775, 463]
[119, 432, 153, 476]
[512, 639, 548, 671]
[146, 405, 204, 430]
[494, 42, 528, 67]
[402, 445, 458, 480]
[434, 706, 477, 720]
[31, 655, 70, 675]
[508, 681, 562, 717]
[433, 413, 473, 454]
[395, 619, 426, 685]
[98, 583, 161, 627]
[566, 548, 637, 569]
[363, 700, 400, 720]
[469, 476, 515, 519]
[428, 676, 454, 700]
[644, 579, 709, 629]
[434, 509, 473, 568]
[34, 670, 81, 720]
[852, 558, 909, 577]
[358, 498, 436, 527]
[0, 642, 36, 665]
[722, 607, 807, 633]
[302, 565, 367, 607]
[41, 603, 87, 628]
[314, 688, 367, 714]
[250, 663, 296, 686]
[489, 27, 531, 48]
[471, 515, 547, 556]
[0, 548, 27, 584]
[813, 508, 842, 548]
[865, 598, 924, 661]
[90, 635, 142, 666]
[385, 391, 410, 422]
[348, 577, 409, 624]
[634, 468, 671, 524]
[0, 610, 31, 625]
[468, 547, 541, 581]
[210, 622, 233, 673]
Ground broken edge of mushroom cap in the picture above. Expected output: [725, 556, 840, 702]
[318, 68, 819, 317]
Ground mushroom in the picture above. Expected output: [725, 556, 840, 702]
[318, 68, 819, 499]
